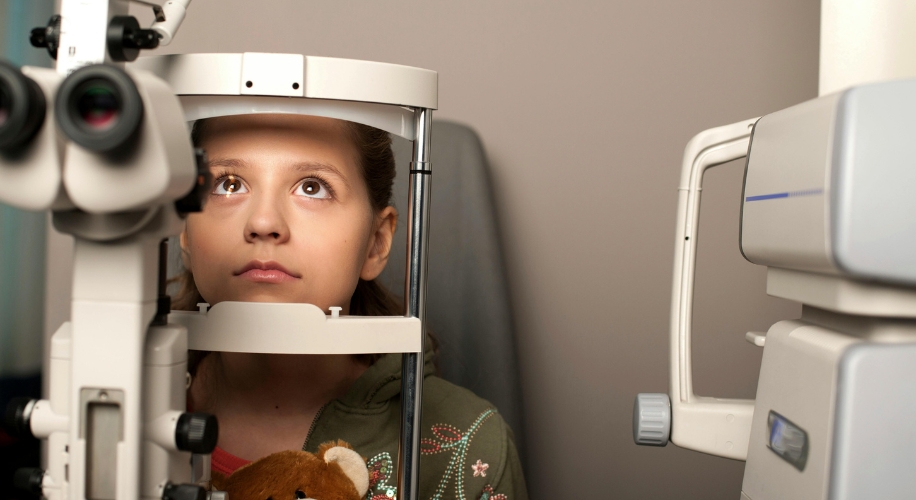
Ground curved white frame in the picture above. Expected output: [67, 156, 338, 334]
[669, 118, 758, 461]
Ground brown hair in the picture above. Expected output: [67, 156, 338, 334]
[174, 117, 404, 370]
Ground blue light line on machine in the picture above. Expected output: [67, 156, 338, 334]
[745, 188, 823, 202]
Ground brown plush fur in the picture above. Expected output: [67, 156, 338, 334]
[216, 441, 366, 500]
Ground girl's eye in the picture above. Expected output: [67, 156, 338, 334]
[213, 175, 248, 196]
[296, 179, 330, 199]
[295, 490, 306, 499]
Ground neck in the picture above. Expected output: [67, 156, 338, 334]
[191, 353, 368, 416]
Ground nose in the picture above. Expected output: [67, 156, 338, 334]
[244, 195, 290, 244]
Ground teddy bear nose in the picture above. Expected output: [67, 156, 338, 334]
[295, 490, 306, 499]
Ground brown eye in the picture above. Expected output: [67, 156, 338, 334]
[213, 175, 247, 195]
[296, 178, 330, 199]
[295, 490, 306, 499]
[303, 180, 319, 195]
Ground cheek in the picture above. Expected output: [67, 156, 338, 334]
[295, 212, 370, 272]
[185, 214, 237, 280]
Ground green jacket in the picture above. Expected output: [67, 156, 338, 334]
[303, 351, 528, 500]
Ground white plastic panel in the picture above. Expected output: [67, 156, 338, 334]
[766, 268, 916, 319]
[132, 53, 244, 95]
[56, 0, 129, 75]
[171, 302, 422, 355]
[240, 53, 304, 97]
[830, 343, 916, 500]
[742, 79, 916, 286]
[742, 319, 859, 500]
[741, 93, 840, 275]
[820, 0, 916, 96]
[304, 56, 438, 109]
[131, 53, 438, 109]
[831, 79, 916, 286]
[179, 95, 417, 140]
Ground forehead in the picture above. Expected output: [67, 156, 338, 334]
[195, 114, 359, 169]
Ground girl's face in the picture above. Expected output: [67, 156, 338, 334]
[181, 114, 397, 312]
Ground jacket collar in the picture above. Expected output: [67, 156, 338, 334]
[338, 349, 437, 409]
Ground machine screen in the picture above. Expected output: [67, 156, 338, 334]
[767, 410, 809, 471]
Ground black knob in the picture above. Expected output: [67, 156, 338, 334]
[175, 149, 212, 214]
[175, 412, 218, 454]
[107, 16, 159, 62]
[29, 15, 61, 59]
[3, 397, 35, 439]
[13, 467, 43, 495]
[162, 483, 206, 500]
[0, 61, 47, 152]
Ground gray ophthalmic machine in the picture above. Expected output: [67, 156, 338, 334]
[633, 2, 916, 497]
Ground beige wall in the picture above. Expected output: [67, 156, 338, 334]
[133, 1, 818, 497]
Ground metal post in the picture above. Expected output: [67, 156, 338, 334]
[397, 108, 432, 500]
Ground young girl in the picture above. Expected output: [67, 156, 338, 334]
[173, 113, 527, 500]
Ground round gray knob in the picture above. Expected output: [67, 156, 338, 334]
[633, 393, 670, 446]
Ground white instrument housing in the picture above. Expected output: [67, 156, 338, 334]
[0, 67, 71, 211]
[741, 78, 916, 287]
[62, 68, 197, 215]
[131, 52, 438, 140]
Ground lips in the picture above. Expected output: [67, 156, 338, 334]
[235, 260, 301, 283]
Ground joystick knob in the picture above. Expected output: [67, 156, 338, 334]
[3, 397, 36, 439]
[633, 393, 670, 446]
[13, 467, 44, 495]
[163, 483, 206, 500]
[175, 412, 218, 454]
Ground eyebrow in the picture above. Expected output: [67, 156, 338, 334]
[208, 158, 351, 188]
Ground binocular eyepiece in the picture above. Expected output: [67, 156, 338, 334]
[0, 62, 143, 154]
[0, 61, 47, 152]
[0, 60, 204, 217]
[56, 64, 144, 153]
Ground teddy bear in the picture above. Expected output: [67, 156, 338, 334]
[215, 440, 370, 500]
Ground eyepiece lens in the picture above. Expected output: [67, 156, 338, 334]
[55, 64, 142, 153]
[75, 80, 119, 131]
[0, 83, 11, 128]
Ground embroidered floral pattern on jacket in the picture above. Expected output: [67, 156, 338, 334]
[421, 409, 500, 500]
[478, 484, 508, 500]
[366, 452, 397, 500]
[471, 459, 489, 477]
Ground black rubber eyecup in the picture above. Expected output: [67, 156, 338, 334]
[55, 64, 143, 153]
[0, 61, 47, 152]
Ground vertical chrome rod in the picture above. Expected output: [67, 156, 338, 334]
[397, 108, 432, 500]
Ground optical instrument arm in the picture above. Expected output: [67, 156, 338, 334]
[149, 0, 193, 45]
[635, 118, 758, 461]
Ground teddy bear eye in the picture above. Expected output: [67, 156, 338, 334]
[295, 490, 306, 499]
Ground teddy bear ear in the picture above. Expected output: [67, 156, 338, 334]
[323, 446, 369, 497]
